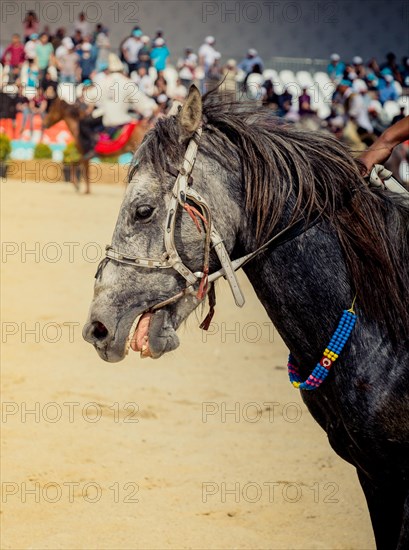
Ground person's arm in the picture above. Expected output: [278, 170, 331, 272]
[1, 45, 11, 65]
[359, 115, 409, 174]
[39, 99, 47, 113]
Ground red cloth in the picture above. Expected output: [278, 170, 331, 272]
[95, 120, 139, 155]
[2, 44, 25, 66]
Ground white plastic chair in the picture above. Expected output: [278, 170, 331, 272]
[314, 71, 333, 97]
[246, 73, 264, 100]
[397, 96, 409, 115]
[296, 70, 314, 88]
[2, 84, 17, 95]
[23, 86, 37, 100]
[393, 80, 402, 97]
[279, 69, 295, 84]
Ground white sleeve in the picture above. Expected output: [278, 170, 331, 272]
[126, 82, 156, 118]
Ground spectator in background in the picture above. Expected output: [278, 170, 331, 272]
[78, 40, 96, 82]
[95, 29, 111, 72]
[150, 38, 170, 72]
[35, 33, 54, 81]
[366, 72, 379, 92]
[154, 29, 165, 40]
[352, 56, 366, 79]
[51, 28, 66, 51]
[93, 24, 107, 43]
[198, 36, 220, 80]
[23, 11, 39, 43]
[367, 103, 387, 136]
[15, 83, 30, 135]
[137, 36, 152, 71]
[279, 86, 293, 116]
[24, 33, 38, 62]
[177, 47, 198, 88]
[238, 49, 264, 75]
[40, 70, 58, 98]
[343, 64, 357, 84]
[327, 53, 345, 80]
[173, 78, 188, 101]
[380, 52, 402, 84]
[392, 106, 406, 125]
[56, 37, 74, 62]
[244, 63, 264, 100]
[298, 86, 314, 116]
[220, 59, 238, 100]
[367, 57, 380, 77]
[28, 87, 47, 136]
[262, 79, 280, 111]
[58, 40, 80, 84]
[72, 30, 83, 47]
[75, 12, 91, 38]
[324, 106, 345, 137]
[379, 74, 399, 104]
[400, 57, 409, 86]
[156, 93, 169, 115]
[122, 29, 143, 74]
[2, 34, 26, 83]
[153, 72, 168, 99]
[26, 58, 39, 87]
[133, 66, 154, 96]
[348, 79, 373, 135]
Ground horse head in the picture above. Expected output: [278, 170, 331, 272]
[82, 86, 242, 362]
[83, 85, 409, 363]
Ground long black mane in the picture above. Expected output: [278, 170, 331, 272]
[137, 93, 409, 342]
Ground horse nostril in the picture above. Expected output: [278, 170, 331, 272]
[91, 321, 109, 341]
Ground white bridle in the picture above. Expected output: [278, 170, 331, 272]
[102, 127, 321, 325]
[104, 127, 245, 317]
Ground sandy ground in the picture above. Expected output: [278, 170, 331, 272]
[1, 179, 375, 550]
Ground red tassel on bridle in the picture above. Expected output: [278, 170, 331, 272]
[199, 284, 216, 330]
[183, 203, 208, 233]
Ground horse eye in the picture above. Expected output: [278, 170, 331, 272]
[135, 205, 154, 222]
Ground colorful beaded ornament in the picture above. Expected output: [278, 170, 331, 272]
[288, 308, 357, 391]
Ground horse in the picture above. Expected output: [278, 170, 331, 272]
[43, 97, 150, 194]
[82, 86, 409, 549]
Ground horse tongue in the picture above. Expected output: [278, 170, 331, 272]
[130, 312, 153, 356]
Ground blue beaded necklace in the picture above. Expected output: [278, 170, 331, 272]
[288, 305, 357, 391]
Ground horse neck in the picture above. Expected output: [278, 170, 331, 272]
[62, 111, 80, 142]
[242, 222, 353, 364]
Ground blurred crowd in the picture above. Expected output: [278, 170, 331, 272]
[0, 9, 408, 152]
[323, 52, 408, 149]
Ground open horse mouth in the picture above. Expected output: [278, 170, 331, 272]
[127, 312, 153, 357]
[124, 306, 181, 360]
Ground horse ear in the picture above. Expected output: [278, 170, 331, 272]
[178, 85, 202, 140]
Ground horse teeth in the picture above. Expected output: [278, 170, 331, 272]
[125, 339, 130, 354]
[141, 344, 147, 352]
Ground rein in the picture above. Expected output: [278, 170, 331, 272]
[102, 127, 321, 328]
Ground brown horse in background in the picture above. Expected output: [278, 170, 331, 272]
[43, 98, 150, 194]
